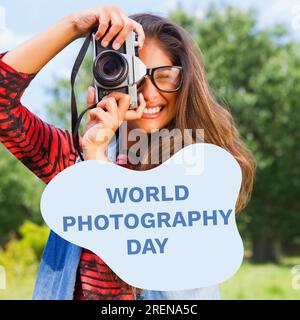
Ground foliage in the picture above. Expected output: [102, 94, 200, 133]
[45, 52, 94, 131]
[0, 145, 45, 244]
[170, 5, 300, 261]
[0, 221, 49, 278]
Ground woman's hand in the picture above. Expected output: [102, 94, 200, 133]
[69, 5, 145, 50]
[1, 6, 144, 74]
[82, 87, 146, 161]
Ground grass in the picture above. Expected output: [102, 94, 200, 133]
[220, 257, 300, 299]
[0, 257, 299, 300]
[0, 273, 36, 300]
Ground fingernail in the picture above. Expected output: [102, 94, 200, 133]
[113, 42, 120, 50]
[102, 40, 108, 47]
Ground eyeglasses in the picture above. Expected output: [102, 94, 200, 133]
[137, 66, 183, 93]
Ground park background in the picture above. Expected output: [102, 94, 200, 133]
[0, 0, 299, 299]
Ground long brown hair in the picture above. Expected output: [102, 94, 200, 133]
[130, 13, 255, 212]
[111, 13, 255, 296]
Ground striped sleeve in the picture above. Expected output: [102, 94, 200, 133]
[0, 52, 80, 184]
[74, 249, 135, 300]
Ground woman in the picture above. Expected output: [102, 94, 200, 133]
[0, 5, 254, 300]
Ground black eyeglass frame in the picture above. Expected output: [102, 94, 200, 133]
[138, 66, 183, 93]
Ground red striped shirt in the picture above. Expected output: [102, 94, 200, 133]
[74, 152, 136, 300]
[0, 52, 137, 300]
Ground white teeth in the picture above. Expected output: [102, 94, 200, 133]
[143, 106, 162, 114]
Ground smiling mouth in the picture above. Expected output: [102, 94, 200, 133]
[142, 105, 166, 118]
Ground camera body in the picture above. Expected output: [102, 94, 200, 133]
[92, 31, 146, 109]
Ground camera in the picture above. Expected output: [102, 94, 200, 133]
[92, 31, 146, 109]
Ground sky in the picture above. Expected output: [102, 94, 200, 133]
[0, 0, 299, 121]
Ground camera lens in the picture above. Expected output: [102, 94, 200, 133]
[93, 51, 128, 87]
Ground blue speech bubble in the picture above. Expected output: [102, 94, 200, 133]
[40, 143, 244, 290]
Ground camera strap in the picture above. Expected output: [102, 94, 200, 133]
[71, 31, 97, 161]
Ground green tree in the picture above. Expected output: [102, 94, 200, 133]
[171, 5, 300, 262]
[0, 144, 44, 244]
[46, 52, 94, 131]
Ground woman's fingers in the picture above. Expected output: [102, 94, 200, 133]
[94, 10, 110, 40]
[93, 8, 145, 50]
[100, 97, 119, 128]
[111, 16, 134, 50]
[125, 93, 146, 120]
[100, 12, 124, 48]
[131, 20, 145, 49]
[87, 86, 96, 106]
[89, 105, 110, 124]
[85, 86, 96, 122]
[105, 92, 132, 119]
[110, 18, 145, 50]
[104, 92, 147, 121]
[87, 91, 144, 138]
